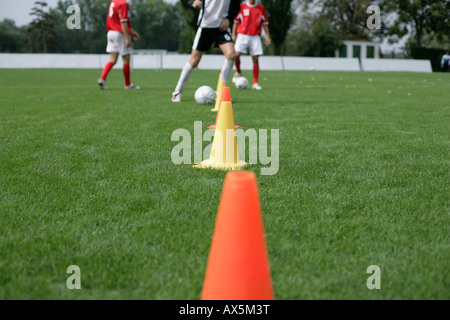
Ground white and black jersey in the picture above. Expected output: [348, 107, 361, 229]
[189, 0, 241, 52]
[189, 0, 241, 29]
[192, 27, 233, 51]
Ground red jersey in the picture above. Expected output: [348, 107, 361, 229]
[234, 2, 269, 36]
[106, 0, 131, 33]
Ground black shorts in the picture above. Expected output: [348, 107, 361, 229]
[192, 27, 233, 52]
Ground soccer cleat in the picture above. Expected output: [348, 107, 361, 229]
[232, 72, 241, 84]
[124, 83, 140, 90]
[98, 79, 108, 90]
[252, 82, 262, 90]
[172, 91, 182, 102]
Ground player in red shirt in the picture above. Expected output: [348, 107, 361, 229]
[232, 0, 271, 90]
[98, 0, 140, 90]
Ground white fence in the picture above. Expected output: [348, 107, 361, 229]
[0, 53, 432, 73]
[361, 58, 432, 72]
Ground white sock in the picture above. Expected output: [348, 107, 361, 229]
[175, 63, 195, 93]
[221, 59, 235, 86]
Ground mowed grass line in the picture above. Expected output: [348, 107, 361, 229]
[0, 68, 449, 299]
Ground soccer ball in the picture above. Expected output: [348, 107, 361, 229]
[195, 86, 216, 105]
[235, 77, 249, 89]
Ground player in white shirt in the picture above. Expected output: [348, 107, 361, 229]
[441, 51, 450, 72]
[172, 0, 241, 102]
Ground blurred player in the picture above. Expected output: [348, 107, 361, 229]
[171, 0, 241, 102]
[232, 0, 271, 90]
[98, 0, 140, 90]
[441, 51, 450, 72]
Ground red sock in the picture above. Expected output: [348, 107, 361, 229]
[236, 58, 241, 74]
[101, 61, 115, 80]
[253, 65, 259, 84]
[123, 64, 131, 86]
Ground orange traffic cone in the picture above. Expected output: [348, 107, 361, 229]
[201, 171, 274, 300]
[207, 86, 243, 129]
[211, 80, 225, 112]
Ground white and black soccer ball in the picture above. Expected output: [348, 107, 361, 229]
[194, 86, 216, 105]
[235, 77, 249, 90]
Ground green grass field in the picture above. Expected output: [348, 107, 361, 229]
[0, 68, 449, 300]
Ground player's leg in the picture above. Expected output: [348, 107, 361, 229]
[233, 55, 242, 83]
[122, 54, 139, 90]
[172, 27, 209, 102]
[103, 53, 119, 77]
[251, 55, 262, 90]
[235, 55, 242, 75]
[215, 27, 236, 85]
[172, 50, 204, 102]
[99, 53, 118, 89]
[233, 34, 246, 83]
[250, 36, 264, 90]
[175, 49, 203, 92]
[219, 42, 236, 86]
[116, 32, 138, 90]
[99, 31, 120, 90]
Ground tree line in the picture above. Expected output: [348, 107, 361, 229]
[0, 0, 449, 62]
[1, 0, 182, 54]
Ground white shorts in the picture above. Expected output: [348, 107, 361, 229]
[106, 30, 132, 56]
[234, 34, 263, 56]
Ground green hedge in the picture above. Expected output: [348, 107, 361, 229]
[410, 47, 446, 72]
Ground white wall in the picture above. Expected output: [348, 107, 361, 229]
[0, 53, 361, 71]
[361, 58, 432, 73]
[282, 57, 360, 71]
[0, 53, 122, 69]
[0, 53, 433, 73]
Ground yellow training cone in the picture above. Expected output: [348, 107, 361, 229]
[195, 101, 247, 170]
[215, 73, 222, 95]
[211, 80, 225, 112]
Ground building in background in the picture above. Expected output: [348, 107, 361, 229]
[336, 40, 380, 59]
